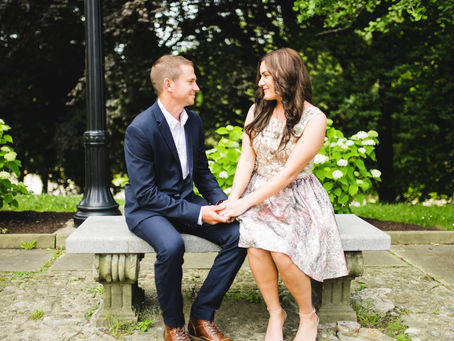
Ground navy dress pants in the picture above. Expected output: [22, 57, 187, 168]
[133, 214, 247, 328]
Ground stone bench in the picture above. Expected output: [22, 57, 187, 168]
[66, 214, 390, 326]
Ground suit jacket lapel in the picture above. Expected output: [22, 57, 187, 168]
[152, 103, 183, 177]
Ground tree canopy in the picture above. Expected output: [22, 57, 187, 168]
[0, 0, 452, 201]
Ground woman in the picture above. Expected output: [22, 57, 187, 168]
[221, 48, 348, 340]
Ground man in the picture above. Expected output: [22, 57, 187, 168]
[124, 55, 246, 341]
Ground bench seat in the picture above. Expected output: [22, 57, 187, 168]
[66, 214, 390, 326]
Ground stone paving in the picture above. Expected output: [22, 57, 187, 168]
[1, 250, 454, 340]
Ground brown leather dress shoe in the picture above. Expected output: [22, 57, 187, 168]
[164, 324, 191, 341]
[188, 317, 233, 341]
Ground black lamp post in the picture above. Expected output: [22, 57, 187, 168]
[74, 0, 121, 226]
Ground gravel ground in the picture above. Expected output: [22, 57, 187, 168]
[1, 252, 453, 340]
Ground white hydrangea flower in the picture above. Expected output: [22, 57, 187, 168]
[346, 140, 354, 146]
[219, 171, 229, 179]
[330, 142, 337, 148]
[337, 159, 348, 167]
[371, 169, 382, 178]
[356, 179, 364, 185]
[314, 154, 329, 164]
[362, 139, 376, 146]
[356, 131, 369, 139]
[4, 152, 16, 161]
[332, 170, 343, 179]
[0, 171, 10, 180]
[358, 147, 366, 154]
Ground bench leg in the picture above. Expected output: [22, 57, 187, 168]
[92, 253, 144, 327]
[314, 251, 364, 323]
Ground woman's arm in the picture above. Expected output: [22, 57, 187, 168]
[228, 104, 257, 200]
[223, 112, 327, 217]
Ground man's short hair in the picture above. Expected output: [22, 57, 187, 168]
[150, 55, 193, 95]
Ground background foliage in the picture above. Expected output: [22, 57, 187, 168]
[0, 119, 28, 208]
[0, 0, 452, 202]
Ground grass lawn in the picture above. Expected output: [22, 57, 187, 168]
[0, 194, 124, 213]
[351, 203, 454, 231]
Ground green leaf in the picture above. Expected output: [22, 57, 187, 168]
[216, 127, 229, 135]
[349, 184, 359, 196]
[323, 182, 333, 191]
[354, 194, 364, 203]
[368, 130, 378, 138]
[339, 194, 349, 204]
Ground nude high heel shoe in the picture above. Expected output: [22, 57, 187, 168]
[294, 308, 318, 341]
[265, 307, 287, 341]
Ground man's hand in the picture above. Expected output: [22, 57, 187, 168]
[201, 204, 231, 225]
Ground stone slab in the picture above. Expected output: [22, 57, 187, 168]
[391, 244, 454, 290]
[362, 250, 408, 267]
[0, 234, 55, 249]
[335, 214, 391, 251]
[67, 214, 391, 255]
[387, 231, 454, 245]
[54, 220, 76, 250]
[0, 249, 54, 272]
[50, 253, 93, 271]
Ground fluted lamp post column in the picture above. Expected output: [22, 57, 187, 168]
[74, 0, 121, 226]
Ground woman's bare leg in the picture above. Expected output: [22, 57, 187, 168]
[271, 252, 318, 341]
[248, 248, 287, 341]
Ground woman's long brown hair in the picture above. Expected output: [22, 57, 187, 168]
[245, 48, 312, 149]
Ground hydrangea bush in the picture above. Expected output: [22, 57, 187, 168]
[0, 119, 28, 209]
[206, 125, 243, 195]
[206, 120, 380, 213]
[313, 119, 380, 213]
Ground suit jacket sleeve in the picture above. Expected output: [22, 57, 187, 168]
[124, 124, 201, 224]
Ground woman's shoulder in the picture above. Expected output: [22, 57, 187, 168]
[303, 102, 324, 116]
[245, 103, 256, 125]
[293, 103, 325, 136]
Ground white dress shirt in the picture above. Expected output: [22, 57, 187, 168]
[157, 99, 203, 225]
[158, 99, 189, 179]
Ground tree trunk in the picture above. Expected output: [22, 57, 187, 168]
[41, 172, 49, 194]
[376, 79, 397, 202]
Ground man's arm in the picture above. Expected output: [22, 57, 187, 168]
[125, 124, 202, 224]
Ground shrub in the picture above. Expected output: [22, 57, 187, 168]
[0, 119, 28, 209]
[313, 119, 381, 213]
[206, 120, 380, 213]
[206, 125, 242, 195]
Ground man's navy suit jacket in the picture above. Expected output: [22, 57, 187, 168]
[124, 101, 228, 230]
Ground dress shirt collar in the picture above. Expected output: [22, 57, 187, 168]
[157, 98, 188, 129]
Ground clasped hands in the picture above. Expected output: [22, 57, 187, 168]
[202, 198, 248, 225]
